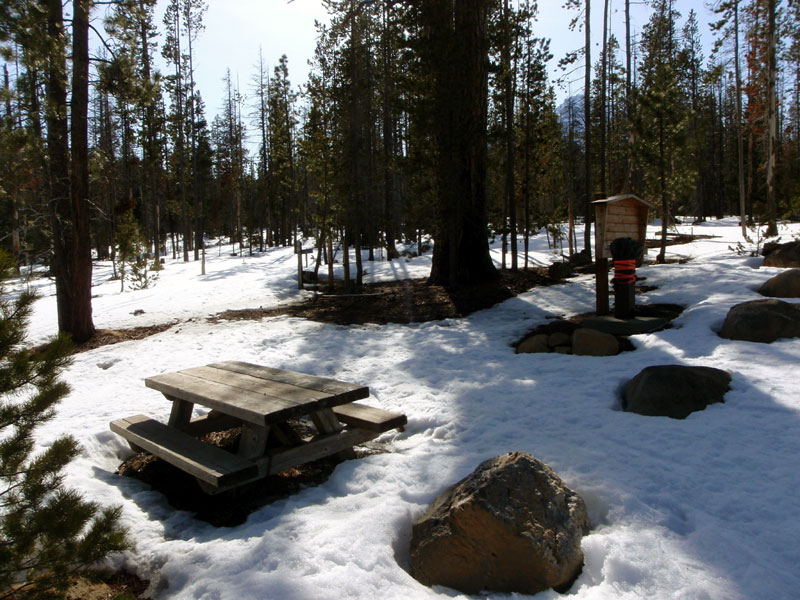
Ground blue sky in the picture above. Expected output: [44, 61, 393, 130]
[147, 0, 717, 135]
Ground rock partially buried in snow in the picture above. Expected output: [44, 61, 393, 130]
[547, 331, 571, 347]
[623, 365, 731, 419]
[409, 452, 589, 595]
[572, 327, 620, 356]
[758, 269, 800, 298]
[516, 333, 549, 354]
[719, 299, 800, 343]
[762, 241, 800, 268]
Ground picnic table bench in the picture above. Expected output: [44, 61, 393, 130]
[110, 361, 406, 494]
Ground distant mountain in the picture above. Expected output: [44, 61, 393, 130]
[557, 94, 584, 136]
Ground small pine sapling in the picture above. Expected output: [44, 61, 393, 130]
[0, 252, 128, 598]
[115, 210, 158, 291]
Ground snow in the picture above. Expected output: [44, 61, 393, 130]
[10, 219, 800, 599]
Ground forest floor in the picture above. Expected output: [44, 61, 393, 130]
[74, 266, 559, 354]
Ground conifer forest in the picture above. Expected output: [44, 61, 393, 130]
[1, 0, 799, 343]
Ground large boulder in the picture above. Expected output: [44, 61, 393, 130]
[623, 365, 731, 419]
[410, 452, 589, 595]
[572, 328, 620, 356]
[758, 269, 800, 298]
[762, 241, 800, 268]
[719, 299, 800, 343]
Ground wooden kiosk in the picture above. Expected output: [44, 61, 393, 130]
[592, 194, 655, 315]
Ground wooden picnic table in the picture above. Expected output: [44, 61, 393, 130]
[110, 361, 406, 494]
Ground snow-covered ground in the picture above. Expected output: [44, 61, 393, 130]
[11, 218, 800, 599]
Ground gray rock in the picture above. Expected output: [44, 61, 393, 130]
[516, 334, 550, 354]
[572, 328, 620, 356]
[553, 345, 572, 354]
[569, 249, 592, 267]
[623, 365, 731, 419]
[580, 315, 670, 335]
[410, 452, 589, 595]
[719, 299, 800, 343]
[548, 261, 573, 280]
[763, 241, 800, 268]
[548, 331, 572, 347]
[758, 269, 800, 298]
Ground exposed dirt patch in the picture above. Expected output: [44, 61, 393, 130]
[210, 267, 554, 326]
[66, 570, 151, 600]
[75, 244, 697, 352]
[73, 323, 177, 353]
[645, 233, 717, 248]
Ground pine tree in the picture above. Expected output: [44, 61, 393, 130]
[0, 252, 128, 598]
[635, 0, 692, 263]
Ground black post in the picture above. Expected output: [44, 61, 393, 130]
[610, 237, 641, 319]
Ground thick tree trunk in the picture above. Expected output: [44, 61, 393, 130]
[69, 0, 94, 342]
[382, 4, 400, 261]
[427, 0, 497, 286]
[765, 0, 778, 236]
[46, 0, 94, 343]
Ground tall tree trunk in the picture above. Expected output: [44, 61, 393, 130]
[600, 0, 609, 199]
[382, 3, 400, 261]
[622, 0, 635, 193]
[657, 114, 668, 263]
[171, 6, 189, 261]
[734, 0, 747, 237]
[427, 0, 497, 286]
[187, 15, 202, 262]
[503, 0, 517, 270]
[47, 0, 95, 343]
[139, 2, 162, 271]
[765, 0, 778, 236]
[4, 65, 21, 267]
[584, 0, 593, 258]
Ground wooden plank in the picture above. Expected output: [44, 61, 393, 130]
[332, 403, 407, 433]
[608, 204, 639, 216]
[260, 428, 379, 475]
[145, 372, 297, 425]
[212, 361, 370, 401]
[182, 365, 330, 405]
[606, 221, 639, 231]
[606, 225, 639, 237]
[110, 415, 258, 487]
[605, 214, 640, 226]
[147, 371, 362, 426]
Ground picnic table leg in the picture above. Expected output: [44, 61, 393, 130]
[238, 424, 270, 460]
[166, 395, 194, 431]
[272, 422, 302, 446]
[311, 408, 356, 460]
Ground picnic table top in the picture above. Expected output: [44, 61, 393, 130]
[145, 361, 370, 427]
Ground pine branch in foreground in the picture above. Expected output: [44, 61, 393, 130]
[0, 252, 129, 599]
